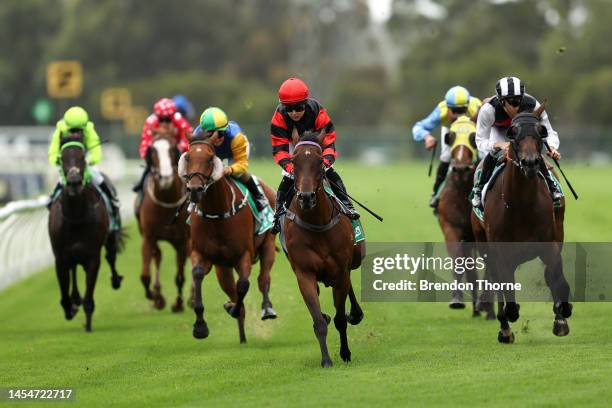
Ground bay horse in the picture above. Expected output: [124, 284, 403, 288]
[136, 131, 190, 312]
[471, 107, 570, 343]
[48, 135, 124, 332]
[181, 134, 277, 343]
[437, 119, 487, 316]
[284, 131, 364, 367]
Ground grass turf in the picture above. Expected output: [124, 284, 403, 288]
[1, 160, 611, 407]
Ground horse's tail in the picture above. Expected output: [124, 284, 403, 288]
[109, 227, 128, 254]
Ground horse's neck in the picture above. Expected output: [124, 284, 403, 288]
[293, 184, 333, 225]
[153, 171, 183, 202]
[201, 177, 233, 213]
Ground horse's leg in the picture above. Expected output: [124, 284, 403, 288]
[105, 231, 123, 290]
[56, 260, 76, 320]
[258, 234, 277, 320]
[83, 256, 101, 332]
[70, 266, 82, 308]
[215, 265, 246, 344]
[346, 283, 364, 325]
[465, 242, 480, 317]
[191, 251, 212, 339]
[541, 246, 572, 336]
[492, 259, 516, 343]
[296, 270, 332, 368]
[333, 279, 351, 363]
[140, 237, 154, 300]
[151, 243, 165, 310]
[477, 263, 496, 320]
[171, 242, 187, 313]
[229, 251, 252, 319]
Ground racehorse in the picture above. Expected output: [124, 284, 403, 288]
[182, 134, 277, 343]
[283, 131, 364, 367]
[471, 106, 570, 343]
[48, 135, 124, 332]
[437, 121, 488, 316]
[136, 131, 190, 312]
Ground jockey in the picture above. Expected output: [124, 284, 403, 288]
[172, 94, 195, 122]
[270, 77, 358, 232]
[471, 76, 562, 210]
[413, 85, 482, 208]
[192, 107, 270, 212]
[48, 106, 121, 224]
[133, 98, 192, 192]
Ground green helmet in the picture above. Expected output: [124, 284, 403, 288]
[199, 107, 229, 132]
[63, 106, 89, 129]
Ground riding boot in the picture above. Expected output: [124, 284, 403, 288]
[132, 165, 150, 193]
[326, 168, 359, 219]
[471, 152, 496, 209]
[272, 176, 294, 234]
[539, 160, 563, 204]
[47, 182, 62, 209]
[243, 176, 269, 212]
[99, 180, 121, 229]
[429, 161, 450, 208]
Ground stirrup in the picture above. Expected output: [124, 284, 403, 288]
[471, 188, 482, 208]
[429, 193, 439, 208]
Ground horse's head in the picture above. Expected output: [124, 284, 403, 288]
[180, 133, 224, 203]
[148, 133, 179, 190]
[446, 116, 478, 176]
[60, 135, 86, 197]
[506, 104, 547, 179]
[293, 130, 326, 211]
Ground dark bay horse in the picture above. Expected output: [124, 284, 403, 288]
[182, 136, 277, 343]
[437, 119, 485, 316]
[471, 108, 570, 343]
[284, 131, 364, 367]
[48, 136, 124, 332]
[136, 132, 190, 312]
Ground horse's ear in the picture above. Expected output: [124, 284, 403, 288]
[316, 129, 326, 146]
[444, 131, 456, 146]
[469, 132, 477, 148]
[537, 124, 548, 138]
[534, 98, 547, 118]
[506, 125, 519, 140]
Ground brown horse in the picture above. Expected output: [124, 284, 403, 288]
[283, 131, 364, 367]
[437, 120, 485, 316]
[48, 136, 124, 332]
[182, 136, 277, 343]
[471, 109, 570, 343]
[136, 132, 190, 312]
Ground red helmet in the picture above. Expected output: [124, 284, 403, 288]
[278, 78, 309, 104]
[154, 98, 177, 118]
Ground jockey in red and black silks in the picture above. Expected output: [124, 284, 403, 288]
[270, 77, 359, 233]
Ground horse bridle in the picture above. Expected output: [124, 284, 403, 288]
[184, 140, 216, 194]
[506, 118, 544, 174]
[293, 141, 327, 197]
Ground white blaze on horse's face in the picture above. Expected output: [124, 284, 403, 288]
[153, 138, 174, 189]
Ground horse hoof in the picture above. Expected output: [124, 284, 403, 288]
[230, 305, 241, 319]
[346, 311, 364, 326]
[322, 313, 331, 325]
[111, 275, 123, 290]
[193, 322, 209, 339]
[321, 358, 333, 368]
[486, 310, 496, 320]
[153, 295, 166, 310]
[145, 292, 154, 300]
[497, 330, 515, 344]
[553, 319, 570, 337]
[472, 310, 481, 318]
[261, 306, 277, 320]
[449, 301, 466, 310]
[84, 324, 92, 333]
[171, 302, 184, 313]
[340, 350, 352, 363]
[223, 301, 235, 315]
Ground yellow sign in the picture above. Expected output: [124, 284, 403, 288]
[123, 106, 149, 134]
[46, 61, 83, 98]
[101, 88, 132, 120]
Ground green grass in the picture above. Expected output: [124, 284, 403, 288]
[1, 160, 612, 407]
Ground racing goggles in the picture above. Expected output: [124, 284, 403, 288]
[284, 102, 306, 113]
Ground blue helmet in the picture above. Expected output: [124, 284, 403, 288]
[172, 95, 195, 120]
[445, 86, 470, 108]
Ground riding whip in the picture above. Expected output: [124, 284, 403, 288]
[428, 142, 437, 177]
[544, 141, 578, 200]
[326, 178, 383, 222]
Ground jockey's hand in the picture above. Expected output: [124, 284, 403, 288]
[424, 134, 437, 151]
[223, 167, 232, 176]
[547, 148, 561, 160]
[493, 141, 510, 152]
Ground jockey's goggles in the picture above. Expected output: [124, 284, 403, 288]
[158, 116, 172, 123]
[503, 96, 522, 107]
[284, 102, 306, 113]
[449, 106, 467, 114]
